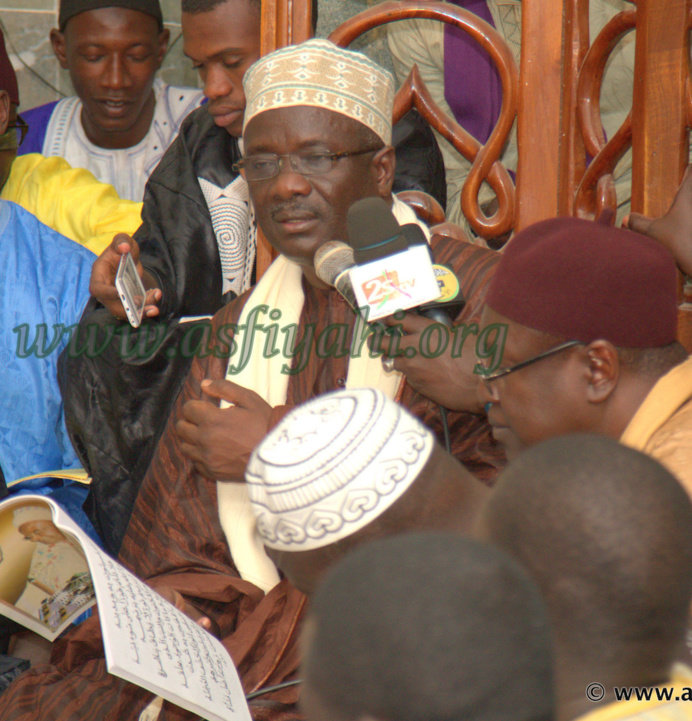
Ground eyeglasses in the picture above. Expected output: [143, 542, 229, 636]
[478, 340, 582, 383]
[0, 114, 29, 150]
[233, 146, 383, 182]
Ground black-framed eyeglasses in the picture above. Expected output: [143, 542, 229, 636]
[0, 114, 29, 150]
[233, 146, 383, 182]
[478, 340, 582, 383]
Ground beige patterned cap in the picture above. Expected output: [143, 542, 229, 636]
[246, 388, 434, 551]
[243, 38, 395, 145]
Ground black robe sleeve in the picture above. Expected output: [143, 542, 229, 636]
[134, 105, 242, 319]
[58, 107, 241, 555]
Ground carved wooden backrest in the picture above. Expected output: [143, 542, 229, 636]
[330, 2, 518, 240]
[257, 0, 519, 267]
[561, 0, 692, 346]
[258, 0, 692, 344]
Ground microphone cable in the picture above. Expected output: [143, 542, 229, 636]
[439, 406, 451, 455]
[246, 679, 302, 701]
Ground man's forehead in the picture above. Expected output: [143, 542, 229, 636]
[181, 0, 260, 59]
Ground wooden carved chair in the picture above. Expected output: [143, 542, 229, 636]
[257, 0, 692, 347]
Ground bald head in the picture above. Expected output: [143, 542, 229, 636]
[479, 434, 692, 672]
[301, 532, 554, 721]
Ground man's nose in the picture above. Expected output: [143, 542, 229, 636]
[270, 157, 313, 199]
[102, 55, 132, 89]
[204, 66, 233, 101]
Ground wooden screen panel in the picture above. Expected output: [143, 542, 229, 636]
[569, 0, 691, 220]
[558, 0, 591, 219]
[629, 0, 691, 353]
[260, 0, 313, 54]
[639, 0, 692, 346]
[631, 0, 690, 217]
[254, 0, 519, 277]
[256, 0, 692, 348]
[565, 0, 692, 347]
[514, 0, 567, 229]
[572, 5, 635, 219]
[329, 0, 518, 240]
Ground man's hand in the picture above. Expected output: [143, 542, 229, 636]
[627, 165, 692, 277]
[373, 312, 484, 413]
[89, 233, 162, 319]
[177, 379, 273, 481]
[147, 580, 219, 637]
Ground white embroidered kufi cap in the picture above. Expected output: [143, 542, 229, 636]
[242, 38, 395, 145]
[246, 388, 434, 551]
[12, 505, 53, 528]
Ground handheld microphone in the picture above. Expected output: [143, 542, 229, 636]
[314, 241, 358, 310]
[346, 198, 465, 324]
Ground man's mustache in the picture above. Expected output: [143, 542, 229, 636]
[269, 202, 322, 221]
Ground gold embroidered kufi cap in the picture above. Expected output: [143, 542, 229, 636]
[243, 38, 395, 145]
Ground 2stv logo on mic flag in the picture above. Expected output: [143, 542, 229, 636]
[349, 244, 442, 321]
[361, 270, 410, 305]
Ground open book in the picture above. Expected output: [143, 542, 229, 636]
[5, 468, 92, 502]
[7, 468, 91, 490]
[0, 495, 251, 721]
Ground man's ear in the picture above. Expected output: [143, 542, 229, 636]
[156, 28, 171, 67]
[372, 145, 396, 197]
[583, 340, 619, 404]
[0, 91, 10, 135]
[50, 29, 69, 70]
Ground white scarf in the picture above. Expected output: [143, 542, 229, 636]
[217, 196, 429, 591]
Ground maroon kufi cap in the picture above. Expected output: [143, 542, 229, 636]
[486, 217, 678, 347]
[0, 32, 19, 107]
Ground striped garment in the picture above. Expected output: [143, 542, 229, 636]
[0, 234, 502, 721]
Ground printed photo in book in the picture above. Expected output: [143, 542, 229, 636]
[0, 495, 251, 721]
[0, 498, 95, 640]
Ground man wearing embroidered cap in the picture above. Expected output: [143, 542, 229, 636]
[172, 38, 498, 489]
[20, 0, 204, 202]
[246, 388, 489, 596]
[477, 216, 692, 496]
[0, 41, 498, 721]
[60, 13, 447, 553]
[238, 38, 397, 271]
[168, 39, 499, 593]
